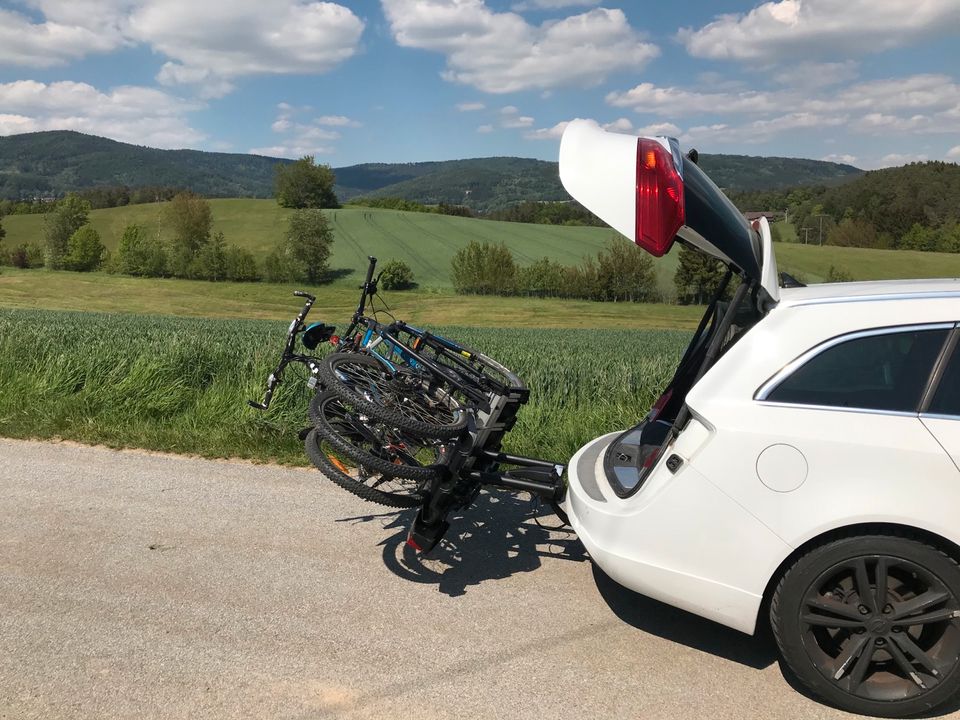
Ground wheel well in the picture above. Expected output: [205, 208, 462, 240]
[757, 522, 960, 632]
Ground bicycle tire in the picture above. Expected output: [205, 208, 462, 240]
[309, 390, 444, 483]
[319, 352, 468, 440]
[303, 428, 423, 508]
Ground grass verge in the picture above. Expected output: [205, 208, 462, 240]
[0, 308, 689, 466]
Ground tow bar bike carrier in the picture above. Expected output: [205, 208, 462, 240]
[248, 256, 567, 553]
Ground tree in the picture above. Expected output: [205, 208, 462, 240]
[116, 224, 164, 276]
[898, 223, 938, 252]
[275, 156, 339, 209]
[596, 238, 658, 302]
[674, 245, 729, 305]
[828, 218, 883, 249]
[379, 260, 415, 290]
[117, 224, 168, 277]
[44, 194, 90, 269]
[281, 209, 334, 283]
[64, 226, 105, 271]
[450, 241, 517, 295]
[166, 191, 212, 277]
[191, 231, 228, 281]
[224, 246, 260, 282]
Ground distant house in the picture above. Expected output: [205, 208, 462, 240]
[743, 210, 785, 223]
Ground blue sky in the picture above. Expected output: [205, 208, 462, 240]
[0, 0, 958, 169]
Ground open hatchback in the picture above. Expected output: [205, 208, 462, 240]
[557, 119, 960, 718]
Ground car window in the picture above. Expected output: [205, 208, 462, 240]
[766, 328, 949, 413]
[929, 342, 960, 417]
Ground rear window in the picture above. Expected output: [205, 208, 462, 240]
[765, 328, 949, 413]
[929, 344, 960, 417]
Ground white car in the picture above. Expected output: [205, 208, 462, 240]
[558, 120, 960, 718]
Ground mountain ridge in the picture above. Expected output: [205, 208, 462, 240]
[0, 130, 864, 210]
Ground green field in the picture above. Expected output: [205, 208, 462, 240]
[4, 200, 960, 297]
[0, 268, 705, 330]
[0, 307, 688, 465]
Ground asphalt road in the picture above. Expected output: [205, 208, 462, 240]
[1, 438, 950, 720]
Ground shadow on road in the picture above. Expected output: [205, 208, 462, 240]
[335, 490, 586, 597]
[591, 564, 778, 670]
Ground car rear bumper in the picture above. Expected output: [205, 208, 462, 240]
[562, 431, 791, 635]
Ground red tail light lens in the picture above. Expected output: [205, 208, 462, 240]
[635, 139, 685, 257]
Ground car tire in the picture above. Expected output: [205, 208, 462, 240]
[771, 532, 960, 718]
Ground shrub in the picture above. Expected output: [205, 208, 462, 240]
[191, 231, 227, 281]
[451, 241, 517, 295]
[825, 265, 854, 283]
[44, 194, 90, 269]
[379, 260, 415, 290]
[65, 226, 105, 271]
[224, 246, 260, 282]
[116, 224, 168, 277]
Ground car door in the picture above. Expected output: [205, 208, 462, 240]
[921, 325, 960, 470]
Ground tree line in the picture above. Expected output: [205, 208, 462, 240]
[450, 238, 660, 302]
[729, 161, 960, 252]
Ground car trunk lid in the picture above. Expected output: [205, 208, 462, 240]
[558, 119, 779, 303]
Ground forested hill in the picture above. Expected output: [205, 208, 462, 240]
[0, 131, 288, 199]
[344, 153, 863, 210]
[1, 130, 862, 208]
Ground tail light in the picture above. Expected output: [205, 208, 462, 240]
[635, 139, 685, 257]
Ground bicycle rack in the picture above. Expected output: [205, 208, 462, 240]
[407, 371, 567, 553]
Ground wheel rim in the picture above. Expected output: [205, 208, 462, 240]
[332, 358, 462, 427]
[314, 431, 420, 499]
[320, 395, 440, 469]
[800, 554, 960, 702]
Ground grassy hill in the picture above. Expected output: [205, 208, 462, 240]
[1, 131, 862, 209]
[4, 200, 960, 298]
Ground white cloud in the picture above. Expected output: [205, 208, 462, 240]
[634, 121, 682, 136]
[131, 1, 364, 91]
[605, 74, 960, 147]
[501, 105, 520, 115]
[821, 153, 857, 164]
[948, 145, 960, 160]
[878, 152, 929, 167]
[381, 1, 658, 94]
[260, 102, 358, 157]
[602, 118, 633, 132]
[502, 115, 535, 128]
[525, 120, 572, 140]
[456, 102, 486, 111]
[0, 2, 364, 99]
[248, 144, 334, 158]
[0, 79, 204, 147]
[679, 0, 960, 63]
[607, 82, 781, 116]
[681, 112, 847, 146]
[0, 2, 127, 68]
[771, 61, 859, 88]
[315, 115, 361, 127]
[477, 124, 494, 133]
[511, 0, 600, 10]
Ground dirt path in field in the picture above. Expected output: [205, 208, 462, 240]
[0, 438, 923, 720]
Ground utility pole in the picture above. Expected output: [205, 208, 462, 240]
[811, 213, 830, 246]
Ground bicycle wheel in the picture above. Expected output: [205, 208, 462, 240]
[319, 352, 468, 440]
[303, 428, 423, 508]
[309, 390, 444, 482]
